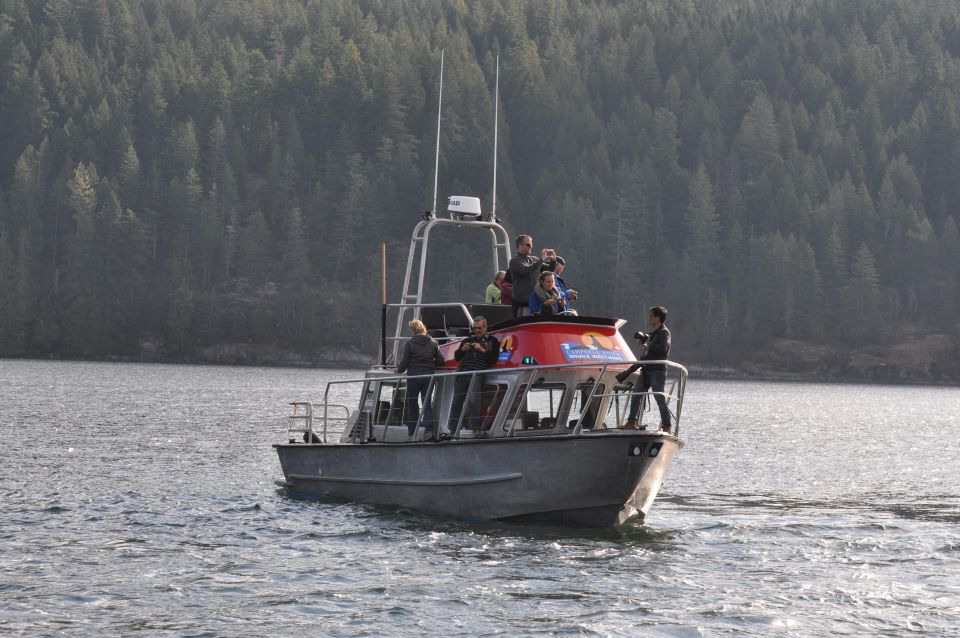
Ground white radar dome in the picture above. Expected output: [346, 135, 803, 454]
[447, 196, 482, 220]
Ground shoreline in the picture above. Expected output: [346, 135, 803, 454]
[3, 352, 958, 388]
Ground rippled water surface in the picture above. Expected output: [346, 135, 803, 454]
[2, 360, 959, 636]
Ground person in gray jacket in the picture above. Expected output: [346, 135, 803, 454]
[396, 319, 444, 437]
[508, 235, 553, 317]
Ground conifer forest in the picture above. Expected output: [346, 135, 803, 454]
[1, 0, 959, 381]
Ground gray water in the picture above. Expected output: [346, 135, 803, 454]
[1, 359, 958, 636]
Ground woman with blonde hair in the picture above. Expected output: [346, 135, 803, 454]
[396, 318, 444, 437]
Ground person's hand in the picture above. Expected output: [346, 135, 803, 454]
[569, 290, 578, 299]
[546, 298, 557, 305]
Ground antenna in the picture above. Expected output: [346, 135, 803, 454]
[490, 55, 499, 221]
[431, 49, 444, 216]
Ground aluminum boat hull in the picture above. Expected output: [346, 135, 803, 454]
[275, 432, 680, 527]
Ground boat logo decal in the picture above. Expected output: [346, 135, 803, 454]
[560, 332, 625, 362]
[648, 442, 662, 457]
[629, 444, 644, 457]
[498, 335, 516, 362]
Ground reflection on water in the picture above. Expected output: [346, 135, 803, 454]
[1, 360, 958, 636]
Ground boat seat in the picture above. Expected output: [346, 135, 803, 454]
[467, 303, 513, 328]
[521, 411, 539, 429]
[421, 305, 472, 338]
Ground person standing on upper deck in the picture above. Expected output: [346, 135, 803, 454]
[552, 256, 578, 315]
[508, 235, 551, 317]
[623, 306, 672, 432]
[485, 271, 505, 303]
[450, 316, 500, 433]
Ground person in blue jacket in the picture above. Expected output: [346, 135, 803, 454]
[529, 271, 572, 315]
[552, 256, 578, 314]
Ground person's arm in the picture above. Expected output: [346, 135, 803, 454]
[397, 342, 411, 373]
[510, 255, 542, 275]
[454, 339, 470, 362]
[643, 330, 670, 361]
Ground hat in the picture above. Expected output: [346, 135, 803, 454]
[555, 256, 565, 266]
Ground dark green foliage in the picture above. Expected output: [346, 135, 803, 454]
[1, 0, 960, 364]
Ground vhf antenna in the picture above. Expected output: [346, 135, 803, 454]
[490, 55, 499, 222]
[431, 49, 444, 216]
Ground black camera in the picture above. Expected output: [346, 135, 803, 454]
[633, 331, 649, 344]
[540, 258, 556, 272]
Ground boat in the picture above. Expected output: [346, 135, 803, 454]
[272, 55, 688, 527]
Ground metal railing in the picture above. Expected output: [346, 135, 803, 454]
[287, 401, 352, 443]
[294, 360, 687, 444]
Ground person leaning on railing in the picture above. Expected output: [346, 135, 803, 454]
[396, 319, 444, 438]
[621, 306, 672, 432]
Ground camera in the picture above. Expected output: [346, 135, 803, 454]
[633, 331, 649, 344]
[540, 258, 556, 272]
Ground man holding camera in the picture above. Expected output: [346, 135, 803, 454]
[509, 235, 554, 317]
[617, 306, 672, 431]
[450, 316, 500, 433]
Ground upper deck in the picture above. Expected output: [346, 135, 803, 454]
[383, 200, 639, 370]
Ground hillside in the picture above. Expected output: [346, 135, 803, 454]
[1, 0, 958, 382]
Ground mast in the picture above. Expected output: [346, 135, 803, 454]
[431, 50, 444, 216]
[490, 55, 499, 221]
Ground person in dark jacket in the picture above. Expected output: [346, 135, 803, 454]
[508, 235, 553, 317]
[621, 306, 672, 431]
[450, 316, 500, 432]
[396, 319, 444, 436]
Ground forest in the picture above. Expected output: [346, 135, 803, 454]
[1, 0, 959, 382]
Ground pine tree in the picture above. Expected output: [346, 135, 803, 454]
[735, 91, 780, 180]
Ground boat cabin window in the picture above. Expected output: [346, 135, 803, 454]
[568, 381, 606, 430]
[507, 382, 567, 431]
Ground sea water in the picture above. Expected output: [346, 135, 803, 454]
[1, 360, 958, 636]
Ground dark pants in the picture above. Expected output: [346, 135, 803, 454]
[512, 302, 530, 318]
[450, 373, 481, 431]
[628, 369, 671, 427]
[405, 368, 435, 435]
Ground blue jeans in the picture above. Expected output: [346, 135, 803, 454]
[627, 369, 671, 427]
[405, 368, 435, 435]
